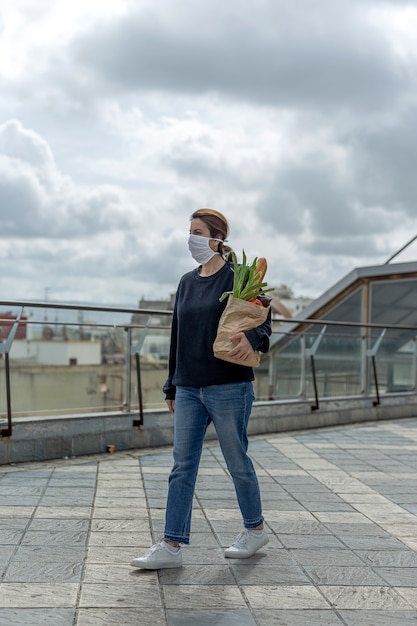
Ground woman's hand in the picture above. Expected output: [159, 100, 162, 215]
[228, 332, 254, 361]
[166, 399, 175, 414]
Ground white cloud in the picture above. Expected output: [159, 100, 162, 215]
[0, 0, 416, 306]
[0, 119, 128, 238]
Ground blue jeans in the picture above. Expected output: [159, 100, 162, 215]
[164, 382, 264, 544]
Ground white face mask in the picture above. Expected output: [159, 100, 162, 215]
[188, 234, 223, 265]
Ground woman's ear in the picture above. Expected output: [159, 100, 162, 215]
[214, 233, 223, 248]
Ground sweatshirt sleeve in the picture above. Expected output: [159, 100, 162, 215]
[162, 299, 178, 400]
[244, 306, 272, 353]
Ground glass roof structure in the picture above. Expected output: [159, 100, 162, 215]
[268, 261, 417, 402]
[273, 260, 417, 340]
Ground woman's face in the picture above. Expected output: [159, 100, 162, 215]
[190, 218, 219, 252]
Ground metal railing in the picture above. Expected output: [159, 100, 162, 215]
[1, 300, 417, 438]
[0, 300, 173, 437]
[269, 316, 417, 410]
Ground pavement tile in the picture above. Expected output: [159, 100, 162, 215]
[312, 512, 371, 523]
[77, 608, 166, 626]
[0, 486, 44, 497]
[39, 494, 94, 507]
[402, 504, 417, 513]
[0, 418, 416, 625]
[252, 609, 345, 625]
[339, 535, 408, 550]
[87, 546, 145, 564]
[379, 523, 417, 537]
[0, 546, 15, 569]
[88, 531, 151, 547]
[339, 610, 417, 625]
[400, 538, 417, 551]
[12, 545, 86, 563]
[166, 608, 257, 625]
[159, 564, 235, 585]
[89, 518, 149, 532]
[33, 506, 92, 518]
[231, 564, 310, 585]
[0, 496, 40, 506]
[289, 548, 365, 567]
[0, 530, 25, 544]
[48, 479, 96, 488]
[321, 523, 391, 537]
[27, 519, 89, 531]
[267, 521, 332, 535]
[263, 510, 315, 521]
[300, 502, 356, 512]
[84, 563, 157, 584]
[163, 584, 246, 609]
[79, 581, 162, 608]
[0, 507, 35, 518]
[0, 471, 52, 479]
[394, 586, 417, 608]
[4, 561, 83, 583]
[242, 585, 330, 609]
[373, 567, 417, 586]
[89, 507, 146, 519]
[278, 534, 345, 549]
[0, 608, 75, 626]
[318, 585, 412, 610]
[355, 549, 417, 567]
[0, 583, 79, 608]
[182, 546, 226, 565]
[304, 565, 386, 586]
[21, 531, 88, 546]
[92, 497, 141, 508]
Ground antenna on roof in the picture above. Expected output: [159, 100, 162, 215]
[384, 233, 417, 264]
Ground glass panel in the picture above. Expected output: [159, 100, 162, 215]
[4, 321, 125, 416]
[370, 278, 417, 328]
[129, 326, 171, 409]
[369, 330, 416, 394]
[272, 334, 303, 399]
[305, 336, 363, 398]
[370, 279, 417, 394]
[0, 307, 172, 418]
[307, 286, 363, 337]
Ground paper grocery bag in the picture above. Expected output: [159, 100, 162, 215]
[213, 295, 270, 367]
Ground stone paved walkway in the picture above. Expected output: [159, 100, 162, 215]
[1, 417, 417, 625]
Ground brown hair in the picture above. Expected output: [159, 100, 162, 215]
[190, 208, 233, 259]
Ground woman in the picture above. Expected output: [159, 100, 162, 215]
[131, 208, 271, 569]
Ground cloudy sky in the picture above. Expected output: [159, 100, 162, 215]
[1, 0, 417, 308]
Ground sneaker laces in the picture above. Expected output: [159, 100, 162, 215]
[231, 529, 251, 549]
[144, 542, 165, 558]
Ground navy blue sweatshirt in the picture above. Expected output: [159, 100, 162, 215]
[163, 261, 272, 400]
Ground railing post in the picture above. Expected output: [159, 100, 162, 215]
[305, 326, 327, 412]
[124, 327, 132, 412]
[0, 308, 24, 438]
[300, 335, 306, 398]
[371, 356, 380, 407]
[1, 354, 12, 437]
[133, 353, 144, 427]
[360, 335, 367, 394]
[366, 329, 386, 406]
[130, 317, 152, 428]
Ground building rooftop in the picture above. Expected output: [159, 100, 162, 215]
[271, 260, 417, 350]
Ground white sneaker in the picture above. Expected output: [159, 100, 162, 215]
[225, 529, 269, 559]
[130, 541, 183, 569]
